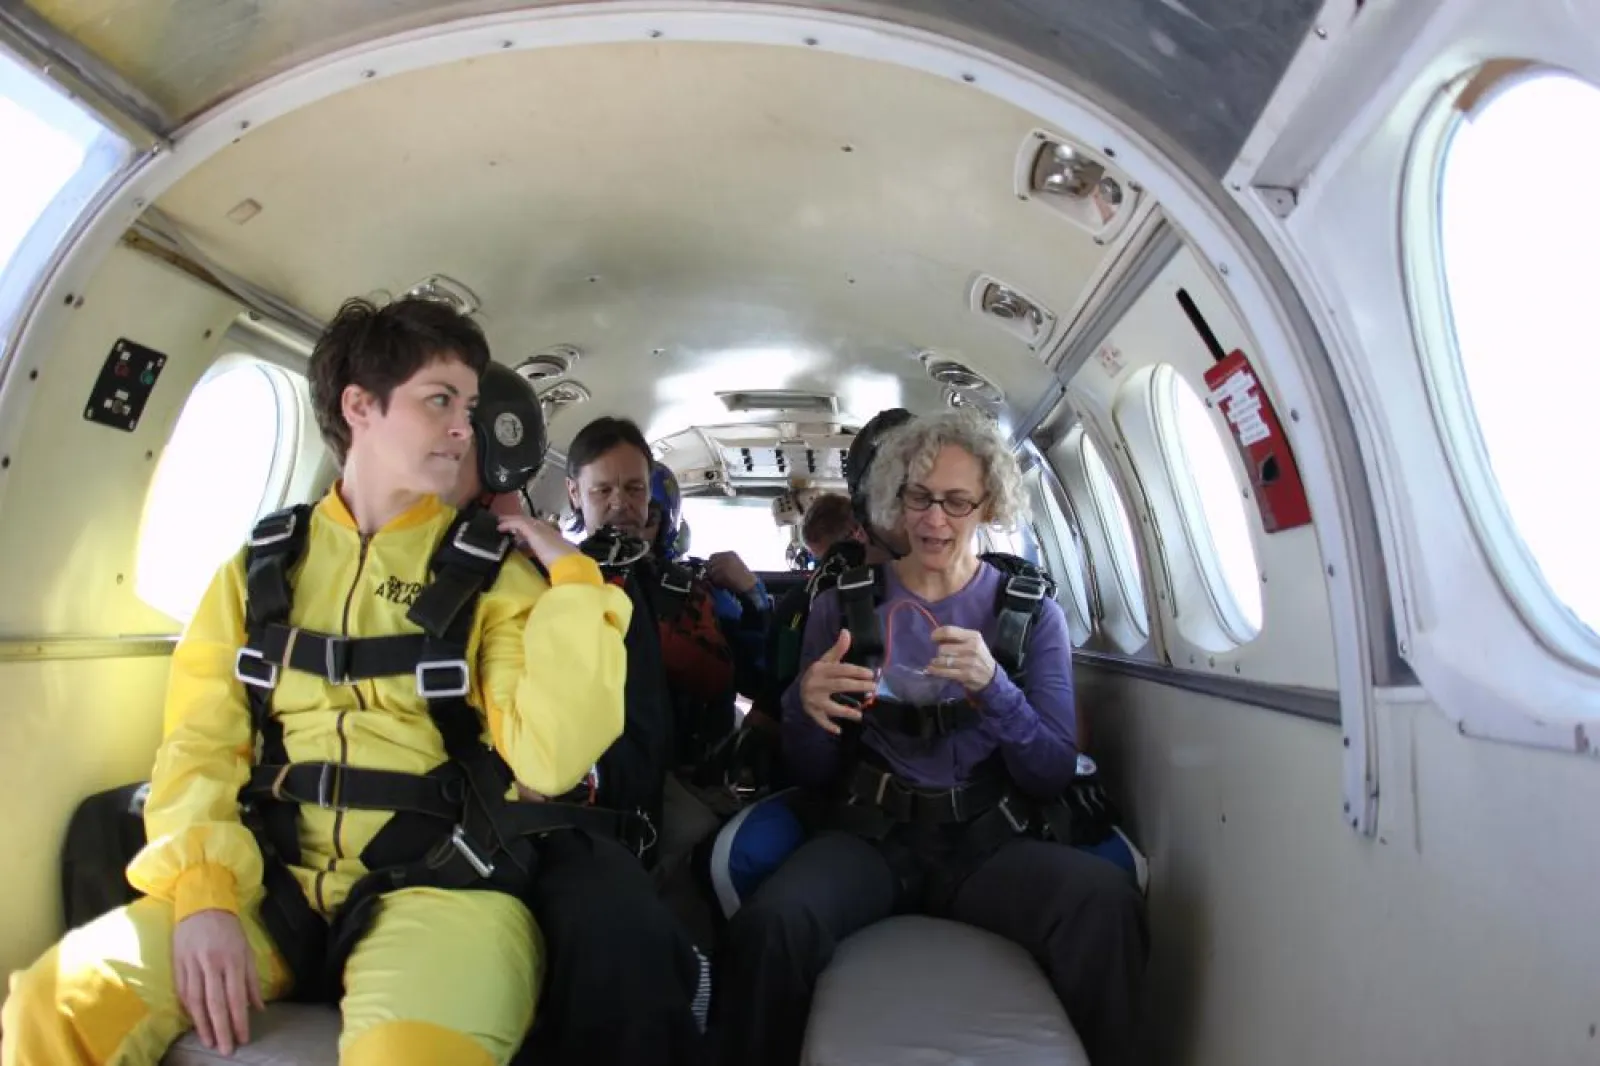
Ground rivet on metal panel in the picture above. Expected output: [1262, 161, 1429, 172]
[804, 37, 819, 46]
[1327, 565, 1336, 577]
[361, 70, 376, 80]
[1208, 656, 1215, 668]
[1315, 26, 1328, 38]
[1343, 801, 1351, 813]
[1290, 409, 1301, 422]
[28, 369, 37, 381]
[649, 30, 663, 39]
[1398, 640, 1409, 655]
[961, 73, 976, 83]
[1218, 263, 1230, 276]
[501, 40, 514, 49]
[63, 293, 74, 306]
[1342, 736, 1350, 748]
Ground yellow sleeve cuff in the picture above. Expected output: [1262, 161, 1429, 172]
[173, 863, 239, 921]
[548, 553, 602, 587]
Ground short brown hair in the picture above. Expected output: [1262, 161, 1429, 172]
[801, 492, 858, 553]
[309, 297, 491, 462]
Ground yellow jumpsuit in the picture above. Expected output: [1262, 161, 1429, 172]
[2, 490, 631, 1066]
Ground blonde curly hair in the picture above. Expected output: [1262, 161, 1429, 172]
[866, 409, 1029, 532]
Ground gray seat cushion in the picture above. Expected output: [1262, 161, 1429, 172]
[162, 1004, 340, 1066]
[802, 915, 1088, 1066]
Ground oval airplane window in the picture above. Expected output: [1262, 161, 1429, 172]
[1432, 70, 1600, 657]
[1032, 470, 1095, 646]
[1156, 365, 1263, 642]
[1082, 435, 1148, 640]
[136, 361, 300, 622]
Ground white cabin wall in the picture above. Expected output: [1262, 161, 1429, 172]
[1084, 671, 1600, 1066]
[0, 244, 244, 977]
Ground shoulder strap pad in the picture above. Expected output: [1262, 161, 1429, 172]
[243, 504, 313, 630]
[408, 505, 511, 640]
[836, 564, 884, 667]
[980, 552, 1055, 678]
[409, 506, 514, 759]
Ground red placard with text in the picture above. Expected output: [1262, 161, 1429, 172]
[1203, 350, 1312, 533]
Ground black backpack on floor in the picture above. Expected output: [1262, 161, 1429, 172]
[60, 781, 149, 929]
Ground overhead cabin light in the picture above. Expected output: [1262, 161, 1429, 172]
[516, 344, 581, 383]
[980, 284, 1044, 331]
[719, 390, 839, 415]
[1031, 142, 1104, 199]
[967, 277, 1055, 350]
[1017, 131, 1139, 241]
[922, 352, 1004, 404]
[404, 274, 480, 316]
[537, 380, 591, 422]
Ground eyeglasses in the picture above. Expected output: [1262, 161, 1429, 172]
[899, 486, 987, 518]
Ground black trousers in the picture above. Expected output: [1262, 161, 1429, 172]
[515, 832, 709, 1066]
[708, 828, 1148, 1066]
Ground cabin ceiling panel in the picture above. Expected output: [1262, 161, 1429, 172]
[152, 42, 1091, 445]
[23, 0, 1320, 175]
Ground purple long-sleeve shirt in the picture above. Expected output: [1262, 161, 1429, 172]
[781, 561, 1078, 796]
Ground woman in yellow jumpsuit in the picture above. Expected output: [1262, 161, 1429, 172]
[2, 297, 631, 1066]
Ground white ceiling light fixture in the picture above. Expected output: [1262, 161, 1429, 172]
[537, 380, 591, 422]
[968, 275, 1057, 351]
[1016, 130, 1140, 243]
[922, 351, 1004, 404]
[404, 273, 480, 316]
[515, 344, 581, 383]
[1031, 141, 1104, 198]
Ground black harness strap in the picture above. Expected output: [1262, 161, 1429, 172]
[977, 552, 1056, 680]
[835, 565, 884, 669]
[649, 561, 696, 623]
[866, 698, 982, 740]
[824, 556, 1056, 856]
[234, 503, 650, 1002]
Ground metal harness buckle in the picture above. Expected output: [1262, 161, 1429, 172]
[632, 810, 659, 859]
[315, 763, 342, 809]
[837, 569, 875, 593]
[234, 647, 280, 690]
[453, 521, 510, 563]
[322, 636, 351, 685]
[449, 826, 497, 879]
[249, 510, 298, 548]
[659, 569, 692, 596]
[1005, 575, 1048, 602]
[998, 794, 1030, 834]
[416, 660, 471, 699]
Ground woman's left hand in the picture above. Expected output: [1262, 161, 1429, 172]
[927, 625, 997, 693]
